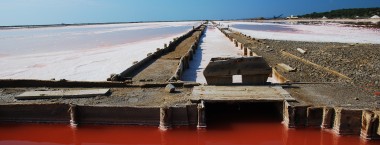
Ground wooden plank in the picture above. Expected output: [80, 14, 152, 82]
[15, 89, 110, 100]
[277, 63, 296, 72]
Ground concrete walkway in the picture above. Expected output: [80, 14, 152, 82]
[182, 26, 242, 84]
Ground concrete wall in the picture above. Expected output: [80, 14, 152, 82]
[0, 103, 70, 123]
[0, 103, 199, 128]
[283, 100, 380, 140]
[119, 25, 206, 81]
[169, 26, 206, 82]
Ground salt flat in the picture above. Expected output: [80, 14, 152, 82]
[181, 25, 242, 84]
[217, 21, 380, 44]
[0, 22, 201, 81]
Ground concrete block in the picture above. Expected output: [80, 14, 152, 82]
[361, 110, 380, 140]
[307, 107, 323, 127]
[333, 108, 362, 135]
[203, 57, 271, 85]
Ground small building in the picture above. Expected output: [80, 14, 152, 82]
[322, 16, 328, 19]
[370, 15, 380, 19]
[286, 15, 299, 19]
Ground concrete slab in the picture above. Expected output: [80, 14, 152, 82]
[16, 89, 110, 100]
[190, 86, 295, 102]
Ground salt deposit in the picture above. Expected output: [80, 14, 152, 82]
[217, 21, 380, 44]
[0, 22, 201, 81]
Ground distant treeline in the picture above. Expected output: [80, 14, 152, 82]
[299, 7, 380, 19]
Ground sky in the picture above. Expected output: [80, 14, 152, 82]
[0, 0, 379, 26]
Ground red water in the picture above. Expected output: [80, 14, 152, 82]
[0, 123, 379, 145]
[1, 103, 379, 145]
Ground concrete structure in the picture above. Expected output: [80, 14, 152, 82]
[203, 57, 272, 85]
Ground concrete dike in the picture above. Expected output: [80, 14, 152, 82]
[0, 21, 379, 141]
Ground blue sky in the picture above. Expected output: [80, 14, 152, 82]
[0, 0, 379, 26]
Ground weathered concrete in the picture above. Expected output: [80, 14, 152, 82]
[203, 57, 272, 85]
[361, 110, 380, 139]
[283, 101, 310, 128]
[333, 108, 363, 135]
[321, 107, 335, 129]
[170, 104, 198, 126]
[159, 107, 172, 130]
[0, 103, 70, 123]
[307, 107, 324, 127]
[76, 106, 161, 125]
[16, 89, 110, 100]
[191, 86, 295, 102]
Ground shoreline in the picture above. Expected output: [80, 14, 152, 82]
[0, 20, 201, 30]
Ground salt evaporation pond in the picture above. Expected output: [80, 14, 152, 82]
[0, 22, 201, 81]
[218, 21, 380, 44]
